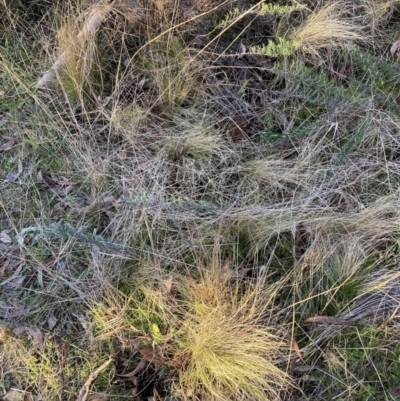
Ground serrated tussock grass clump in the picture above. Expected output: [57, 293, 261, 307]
[161, 109, 228, 162]
[252, 2, 364, 57]
[295, 238, 374, 318]
[136, 36, 203, 107]
[290, 2, 364, 54]
[174, 272, 290, 400]
[91, 263, 292, 400]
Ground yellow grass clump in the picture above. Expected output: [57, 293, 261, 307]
[90, 263, 292, 400]
[290, 2, 364, 54]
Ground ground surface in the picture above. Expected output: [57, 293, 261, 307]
[2, 0, 400, 400]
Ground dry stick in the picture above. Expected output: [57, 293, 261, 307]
[35, 1, 116, 89]
[76, 358, 113, 401]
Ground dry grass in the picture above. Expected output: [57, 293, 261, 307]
[90, 261, 292, 401]
[289, 2, 365, 55]
[2, 0, 400, 400]
[361, 0, 400, 31]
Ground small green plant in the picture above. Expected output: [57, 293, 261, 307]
[215, 7, 242, 30]
[285, 62, 365, 108]
[250, 37, 297, 57]
[349, 45, 400, 112]
[333, 113, 371, 165]
[258, 2, 306, 16]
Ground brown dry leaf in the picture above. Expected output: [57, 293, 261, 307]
[59, 184, 75, 196]
[118, 358, 147, 378]
[0, 258, 24, 287]
[13, 326, 45, 350]
[56, 177, 77, 196]
[0, 260, 10, 277]
[284, 332, 303, 363]
[58, 176, 77, 186]
[238, 41, 247, 58]
[37, 267, 43, 288]
[391, 39, 400, 55]
[103, 196, 120, 209]
[284, 331, 303, 376]
[305, 315, 359, 326]
[138, 348, 164, 364]
[42, 174, 58, 186]
[47, 314, 58, 330]
[42, 174, 77, 196]
[37, 170, 44, 183]
[88, 393, 109, 401]
[0, 231, 12, 243]
[0, 137, 16, 151]
[291, 336, 303, 363]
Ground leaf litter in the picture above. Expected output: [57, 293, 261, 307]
[12, 326, 45, 350]
[0, 231, 12, 243]
[0, 137, 16, 151]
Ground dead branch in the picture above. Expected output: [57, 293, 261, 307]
[35, 1, 116, 89]
[76, 358, 113, 401]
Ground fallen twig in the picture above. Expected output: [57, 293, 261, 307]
[76, 358, 113, 401]
[36, 1, 116, 89]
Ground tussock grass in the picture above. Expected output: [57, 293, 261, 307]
[3, 0, 400, 399]
[251, 2, 365, 58]
[91, 262, 292, 400]
[137, 36, 203, 107]
[290, 2, 364, 55]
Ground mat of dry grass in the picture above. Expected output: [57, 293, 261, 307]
[2, 0, 400, 400]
